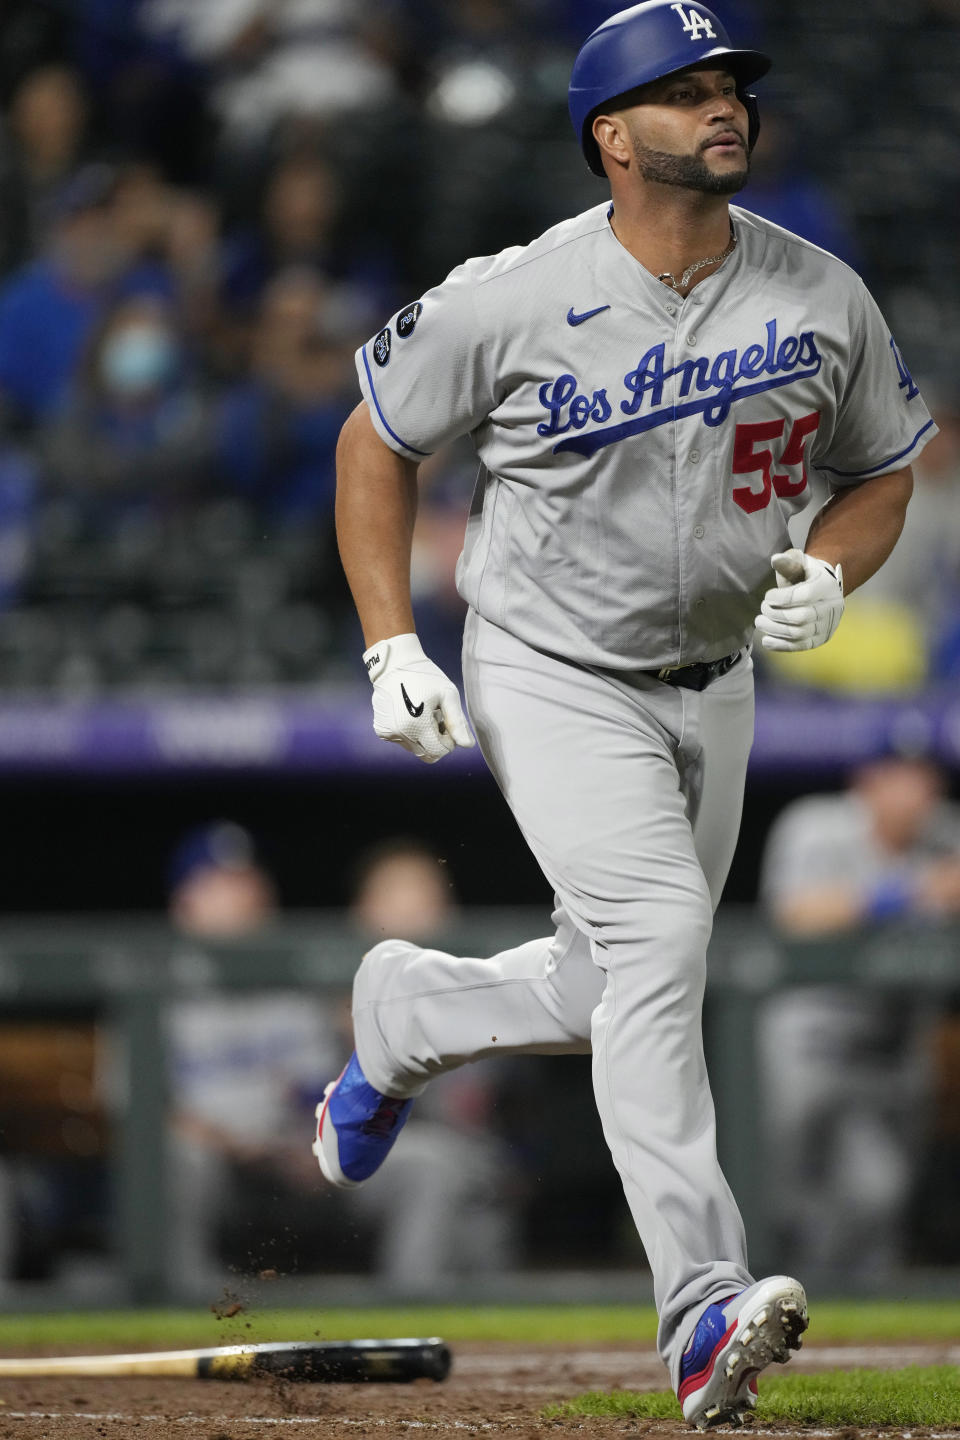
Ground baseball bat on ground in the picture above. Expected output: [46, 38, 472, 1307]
[0, 1338, 452, 1383]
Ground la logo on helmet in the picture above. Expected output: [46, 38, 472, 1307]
[670, 3, 717, 40]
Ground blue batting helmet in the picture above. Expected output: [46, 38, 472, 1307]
[569, 1, 771, 177]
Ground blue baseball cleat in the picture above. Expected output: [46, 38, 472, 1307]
[678, 1275, 807, 1429]
[312, 1050, 414, 1188]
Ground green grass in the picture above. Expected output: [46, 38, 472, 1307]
[807, 1299, 960, 1342]
[0, 1305, 656, 1351]
[0, 1298, 958, 1351]
[546, 1366, 960, 1428]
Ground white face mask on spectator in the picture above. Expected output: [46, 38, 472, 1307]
[100, 323, 177, 396]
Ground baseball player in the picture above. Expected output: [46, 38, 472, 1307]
[314, 1, 935, 1426]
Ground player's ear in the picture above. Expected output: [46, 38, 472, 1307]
[592, 112, 632, 172]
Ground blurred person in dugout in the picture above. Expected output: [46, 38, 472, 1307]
[339, 838, 520, 1295]
[164, 821, 336, 1297]
[757, 739, 960, 1280]
[165, 824, 518, 1296]
[0, 1014, 108, 1291]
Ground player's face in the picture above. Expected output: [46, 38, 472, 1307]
[617, 67, 750, 195]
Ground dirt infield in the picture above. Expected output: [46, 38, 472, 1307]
[1, 1341, 959, 1439]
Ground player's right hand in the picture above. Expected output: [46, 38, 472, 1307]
[362, 632, 475, 764]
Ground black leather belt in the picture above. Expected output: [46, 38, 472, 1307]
[648, 650, 742, 692]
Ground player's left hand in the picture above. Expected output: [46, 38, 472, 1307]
[755, 548, 844, 652]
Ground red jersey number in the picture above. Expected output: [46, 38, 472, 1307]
[731, 411, 821, 513]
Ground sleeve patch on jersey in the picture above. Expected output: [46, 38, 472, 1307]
[397, 302, 423, 339]
[890, 336, 919, 401]
[360, 344, 430, 458]
[373, 328, 392, 367]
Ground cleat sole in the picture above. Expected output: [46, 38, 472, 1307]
[681, 1277, 808, 1430]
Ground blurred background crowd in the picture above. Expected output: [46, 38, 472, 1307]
[1, 0, 960, 1306]
[0, 0, 958, 692]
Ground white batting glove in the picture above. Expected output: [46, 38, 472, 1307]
[755, 548, 844, 652]
[363, 633, 475, 764]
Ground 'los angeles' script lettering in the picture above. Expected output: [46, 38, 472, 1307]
[537, 318, 823, 457]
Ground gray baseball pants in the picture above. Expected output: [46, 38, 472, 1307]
[352, 608, 756, 1382]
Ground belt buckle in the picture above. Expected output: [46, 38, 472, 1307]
[657, 664, 678, 681]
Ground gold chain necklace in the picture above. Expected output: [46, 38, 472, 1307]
[657, 228, 737, 294]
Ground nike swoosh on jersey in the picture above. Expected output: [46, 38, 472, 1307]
[566, 304, 611, 326]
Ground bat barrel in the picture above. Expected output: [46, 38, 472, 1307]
[204, 1338, 453, 1383]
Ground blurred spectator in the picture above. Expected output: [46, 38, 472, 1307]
[72, 1, 215, 186]
[214, 267, 355, 523]
[0, 443, 36, 608]
[164, 821, 334, 1297]
[142, 0, 399, 154]
[743, 105, 861, 269]
[221, 154, 340, 315]
[109, 164, 189, 296]
[41, 292, 215, 529]
[340, 838, 520, 1295]
[107, 166, 227, 363]
[757, 747, 960, 1279]
[0, 2, 71, 104]
[0, 65, 91, 278]
[416, 0, 565, 278]
[0, 163, 127, 429]
[220, 153, 389, 326]
[0, 154, 229, 436]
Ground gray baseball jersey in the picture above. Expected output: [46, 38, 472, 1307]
[357, 202, 935, 670]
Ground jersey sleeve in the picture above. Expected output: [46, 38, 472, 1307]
[355, 261, 496, 460]
[815, 282, 936, 486]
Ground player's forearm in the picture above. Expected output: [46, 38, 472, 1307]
[335, 403, 420, 647]
[804, 465, 913, 594]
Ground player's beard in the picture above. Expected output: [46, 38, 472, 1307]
[631, 138, 749, 195]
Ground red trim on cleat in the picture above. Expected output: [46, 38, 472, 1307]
[677, 1318, 738, 1405]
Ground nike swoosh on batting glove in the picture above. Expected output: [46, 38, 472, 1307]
[754, 548, 844, 652]
[363, 633, 475, 764]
